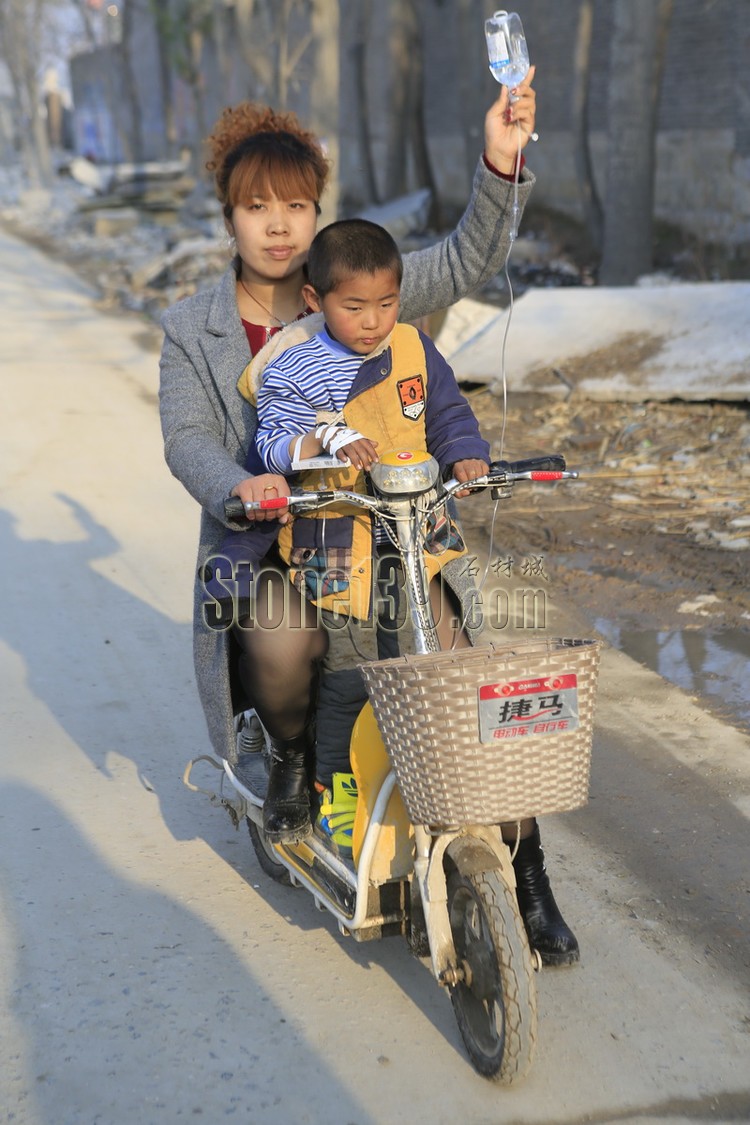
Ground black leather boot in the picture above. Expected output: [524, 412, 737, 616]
[512, 824, 580, 966]
[263, 732, 312, 843]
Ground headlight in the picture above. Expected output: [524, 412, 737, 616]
[370, 451, 441, 495]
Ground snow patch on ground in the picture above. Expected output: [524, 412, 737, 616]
[437, 282, 750, 401]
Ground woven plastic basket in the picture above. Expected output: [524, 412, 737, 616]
[359, 637, 601, 827]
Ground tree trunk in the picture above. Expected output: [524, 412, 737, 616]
[188, 27, 210, 177]
[275, 0, 313, 110]
[151, 1, 179, 159]
[407, 0, 441, 228]
[211, 0, 234, 97]
[384, 1, 412, 199]
[456, 0, 486, 190]
[0, 0, 53, 185]
[120, 0, 145, 162]
[572, 0, 603, 250]
[309, 0, 340, 225]
[599, 0, 674, 285]
[234, 0, 272, 98]
[351, 0, 380, 205]
[275, 0, 292, 107]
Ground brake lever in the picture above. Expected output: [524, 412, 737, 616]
[490, 477, 514, 502]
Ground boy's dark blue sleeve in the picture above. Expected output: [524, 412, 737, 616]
[243, 442, 266, 475]
[420, 331, 490, 469]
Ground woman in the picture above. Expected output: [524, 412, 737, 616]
[159, 75, 581, 965]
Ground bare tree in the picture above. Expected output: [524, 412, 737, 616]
[120, 0, 146, 162]
[571, 0, 603, 250]
[599, 0, 674, 284]
[309, 0, 340, 224]
[234, 0, 270, 98]
[350, 0, 379, 204]
[381, 0, 441, 217]
[148, 0, 217, 172]
[0, 0, 53, 185]
[407, 0, 441, 226]
[231, 0, 338, 213]
[210, 0, 234, 102]
[149, 0, 179, 158]
[456, 0, 488, 190]
[234, 0, 312, 106]
[275, 0, 314, 108]
[383, 1, 412, 199]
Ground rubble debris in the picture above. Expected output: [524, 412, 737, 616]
[69, 159, 197, 229]
[85, 207, 141, 237]
[69, 158, 191, 197]
[677, 594, 723, 615]
[68, 156, 107, 192]
[126, 236, 228, 292]
[467, 392, 750, 559]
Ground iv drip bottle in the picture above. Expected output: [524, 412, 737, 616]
[485, 10, 530, 89]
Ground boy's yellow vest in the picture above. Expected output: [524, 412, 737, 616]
[277, 324, 466, 619]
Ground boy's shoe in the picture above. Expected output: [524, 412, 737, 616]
[314, 772, 358, 859]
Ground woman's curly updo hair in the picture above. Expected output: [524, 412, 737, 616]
[206, 102, 331, 219]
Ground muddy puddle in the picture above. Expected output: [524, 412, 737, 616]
[595, 619, 750, 733]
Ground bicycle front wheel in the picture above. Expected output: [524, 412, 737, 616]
[447, 866, 537, 1083]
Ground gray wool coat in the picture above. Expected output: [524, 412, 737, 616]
[159, 158, 534, 763]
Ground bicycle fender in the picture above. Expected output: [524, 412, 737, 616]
[445, 831, 510, 879]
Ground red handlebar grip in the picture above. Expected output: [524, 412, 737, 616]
[259, 496, 290, 510]
[529, 471, 564, 480]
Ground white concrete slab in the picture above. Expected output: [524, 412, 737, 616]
[437, 281, 750, 401]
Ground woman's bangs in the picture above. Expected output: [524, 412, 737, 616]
[228, 154, 319, 205]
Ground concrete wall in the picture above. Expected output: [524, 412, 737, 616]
[513, 0, 750, 244]
[67, 0, 748, 247]
[332, 0, 748, 245]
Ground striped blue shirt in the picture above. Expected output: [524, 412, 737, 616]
[255, 328, 369, 474]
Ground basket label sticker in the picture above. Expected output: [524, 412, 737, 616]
[477, 673, 580, 743]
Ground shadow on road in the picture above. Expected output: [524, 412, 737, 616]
[0, 498, 202, 843]
[0, 784, 373, 1123]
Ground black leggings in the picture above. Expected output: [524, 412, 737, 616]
[232, 556, 469, 755]
[232, 568, 328, 741]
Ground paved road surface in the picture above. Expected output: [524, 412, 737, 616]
[1, 228, 748, 1124]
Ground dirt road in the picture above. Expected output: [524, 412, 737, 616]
[459, 387, 750, 734]
[1, 228, 749, 1124]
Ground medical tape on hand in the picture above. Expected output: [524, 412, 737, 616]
[291, 434, 305, 466]
[314, 424, 364, 456]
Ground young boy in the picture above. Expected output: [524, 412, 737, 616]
[254, 219, 488, 486]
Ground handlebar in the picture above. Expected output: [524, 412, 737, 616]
[224, 489, 344, 521]
[224, 453, 575, 521]
[442, 454, 573, 494]
[493, 455, 567, 475]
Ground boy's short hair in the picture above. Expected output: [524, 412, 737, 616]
[306, 219, 403, 297]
